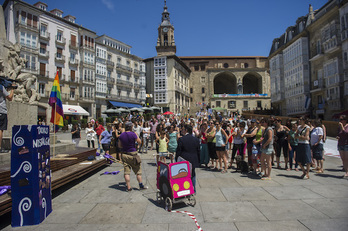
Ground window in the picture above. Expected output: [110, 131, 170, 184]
[117, 57, 121, 63]
[70, 53, 76, 62]
[56, 48, 62, 58]
[70, 88, 75, 99]
[38, 83, 45, 95]
[190, 88, 193, 93]
[223, 63, 229, 68]
[40, 24, 47, 37]
[244, 63, 249, 68]
[127, 60, 130, 66]
[57, 30, 63, 41]
[117, 73, 121, 79]
[194, 65, 199, 71]
[154, 57, 166, 67]
[20, 31, 37, 48]
[257, 101, 262, 108]
[202, 97, 205, 102]
[243, 100, 248, 108]
[40, 43, 46, 54]
[216, 101, 221, 107]
[228, 101, 236, 109]
[21, 54, 36, 70]
[200, 65, 205, 71]
[202, 87, 205, 93]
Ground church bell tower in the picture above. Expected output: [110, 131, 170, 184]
[156, 0, 176, 56]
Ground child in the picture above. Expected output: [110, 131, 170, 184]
[157, 131, 169, 163]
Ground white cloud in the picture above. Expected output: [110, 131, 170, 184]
[101, 0, 114, 10]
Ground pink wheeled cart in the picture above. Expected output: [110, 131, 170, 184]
[156, 160, 196, 211]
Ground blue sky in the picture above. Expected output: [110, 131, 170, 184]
[5, 0, 329, 58]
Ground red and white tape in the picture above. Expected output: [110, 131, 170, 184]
[171, 210, 203, 231]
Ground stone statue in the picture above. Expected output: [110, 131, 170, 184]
[3, 43, 41, 104]
[0, 5, 40, 104]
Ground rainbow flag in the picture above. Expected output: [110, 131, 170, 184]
[48, 71, 64, 127]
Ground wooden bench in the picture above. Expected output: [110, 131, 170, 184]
[0, 148, 107, 216]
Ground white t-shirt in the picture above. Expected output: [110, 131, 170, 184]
[85, 127, 96, 141]
[310, 127, 323, 146]
[233, 127, 246, 144]
[142, 127, 150, 138]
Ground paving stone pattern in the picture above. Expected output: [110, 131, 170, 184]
[2, 134, 348, 231]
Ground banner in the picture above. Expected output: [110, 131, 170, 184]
[11, 125, 52, 227]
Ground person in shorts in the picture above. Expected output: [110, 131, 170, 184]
[99, 125, 113, 155]
[119, 122, 148, 191]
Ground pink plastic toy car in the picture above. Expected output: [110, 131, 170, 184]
[156, 160, 196, 211]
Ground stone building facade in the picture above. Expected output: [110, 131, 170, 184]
[180, 56, 271, 114]
[2, 0, 145, 122]
[270, 0, 348, 120]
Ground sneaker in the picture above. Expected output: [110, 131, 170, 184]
[126, 188, 133, 192]
[139, 185, 148, 190]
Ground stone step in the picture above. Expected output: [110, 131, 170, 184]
[0, 142, 76, 165]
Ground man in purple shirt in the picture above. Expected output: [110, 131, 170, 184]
[119, 122, 147, 191]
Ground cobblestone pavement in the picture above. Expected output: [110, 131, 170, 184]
[2, 131, 348, 231]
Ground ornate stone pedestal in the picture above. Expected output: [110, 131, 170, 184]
[2, 101, 38, 149]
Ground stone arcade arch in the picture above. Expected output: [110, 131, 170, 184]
[213, 72, 237, 94]
[242, 72, 263, 94]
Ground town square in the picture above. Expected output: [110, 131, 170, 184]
[0, 0, 347, 230]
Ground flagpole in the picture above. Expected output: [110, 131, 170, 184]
[53, 102, 56, 157]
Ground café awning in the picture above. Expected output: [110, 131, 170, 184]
[63, 105, 90, 116]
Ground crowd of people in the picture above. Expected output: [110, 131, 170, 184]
[71, 112, 348, 188]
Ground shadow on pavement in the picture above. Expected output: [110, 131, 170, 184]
[276, 174, 302, 179]
[109, 182, 128, 191]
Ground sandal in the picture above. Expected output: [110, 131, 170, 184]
[126, 188, 133, 192]
[261, 177, 271, 180]
[221, 169, 227, 174]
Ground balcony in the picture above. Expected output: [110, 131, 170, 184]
[116, 63, 132, 73]
[22, 65, 38, 74]
[79, 95, 95, 102]
[39, 49, 49, 58]
[310, 79, 325, 93]
[69, 58, 79, 66]
[80, 60, 95, 69]
[116, 79, 133, 88]
[38, 70, 49, 78]
[55, 36, 66, 45]
[39, 31, 50, 41]
[55, 53, 65, 63]
[80, 44, 94, 52]
[133, 83, 141, 89]
[107, 60, 115, 69]
[105, 94, 143, 104]
[175, 86, 190, 97]
[107, 77, 115, 85]
[133, 69, 141, 75]
[16, 21, 39, 33]
[323, 36, 339, 54]
[20, 42, 39, 54]
[80, 77, 95, 85]
[309, 49, 323, 62]
[69, 41, 78, 50]
[68, 76, 79, 84]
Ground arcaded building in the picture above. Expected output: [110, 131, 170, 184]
[180, 56, 271, 114]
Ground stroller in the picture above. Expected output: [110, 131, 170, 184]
[156, 160, 196, 211]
